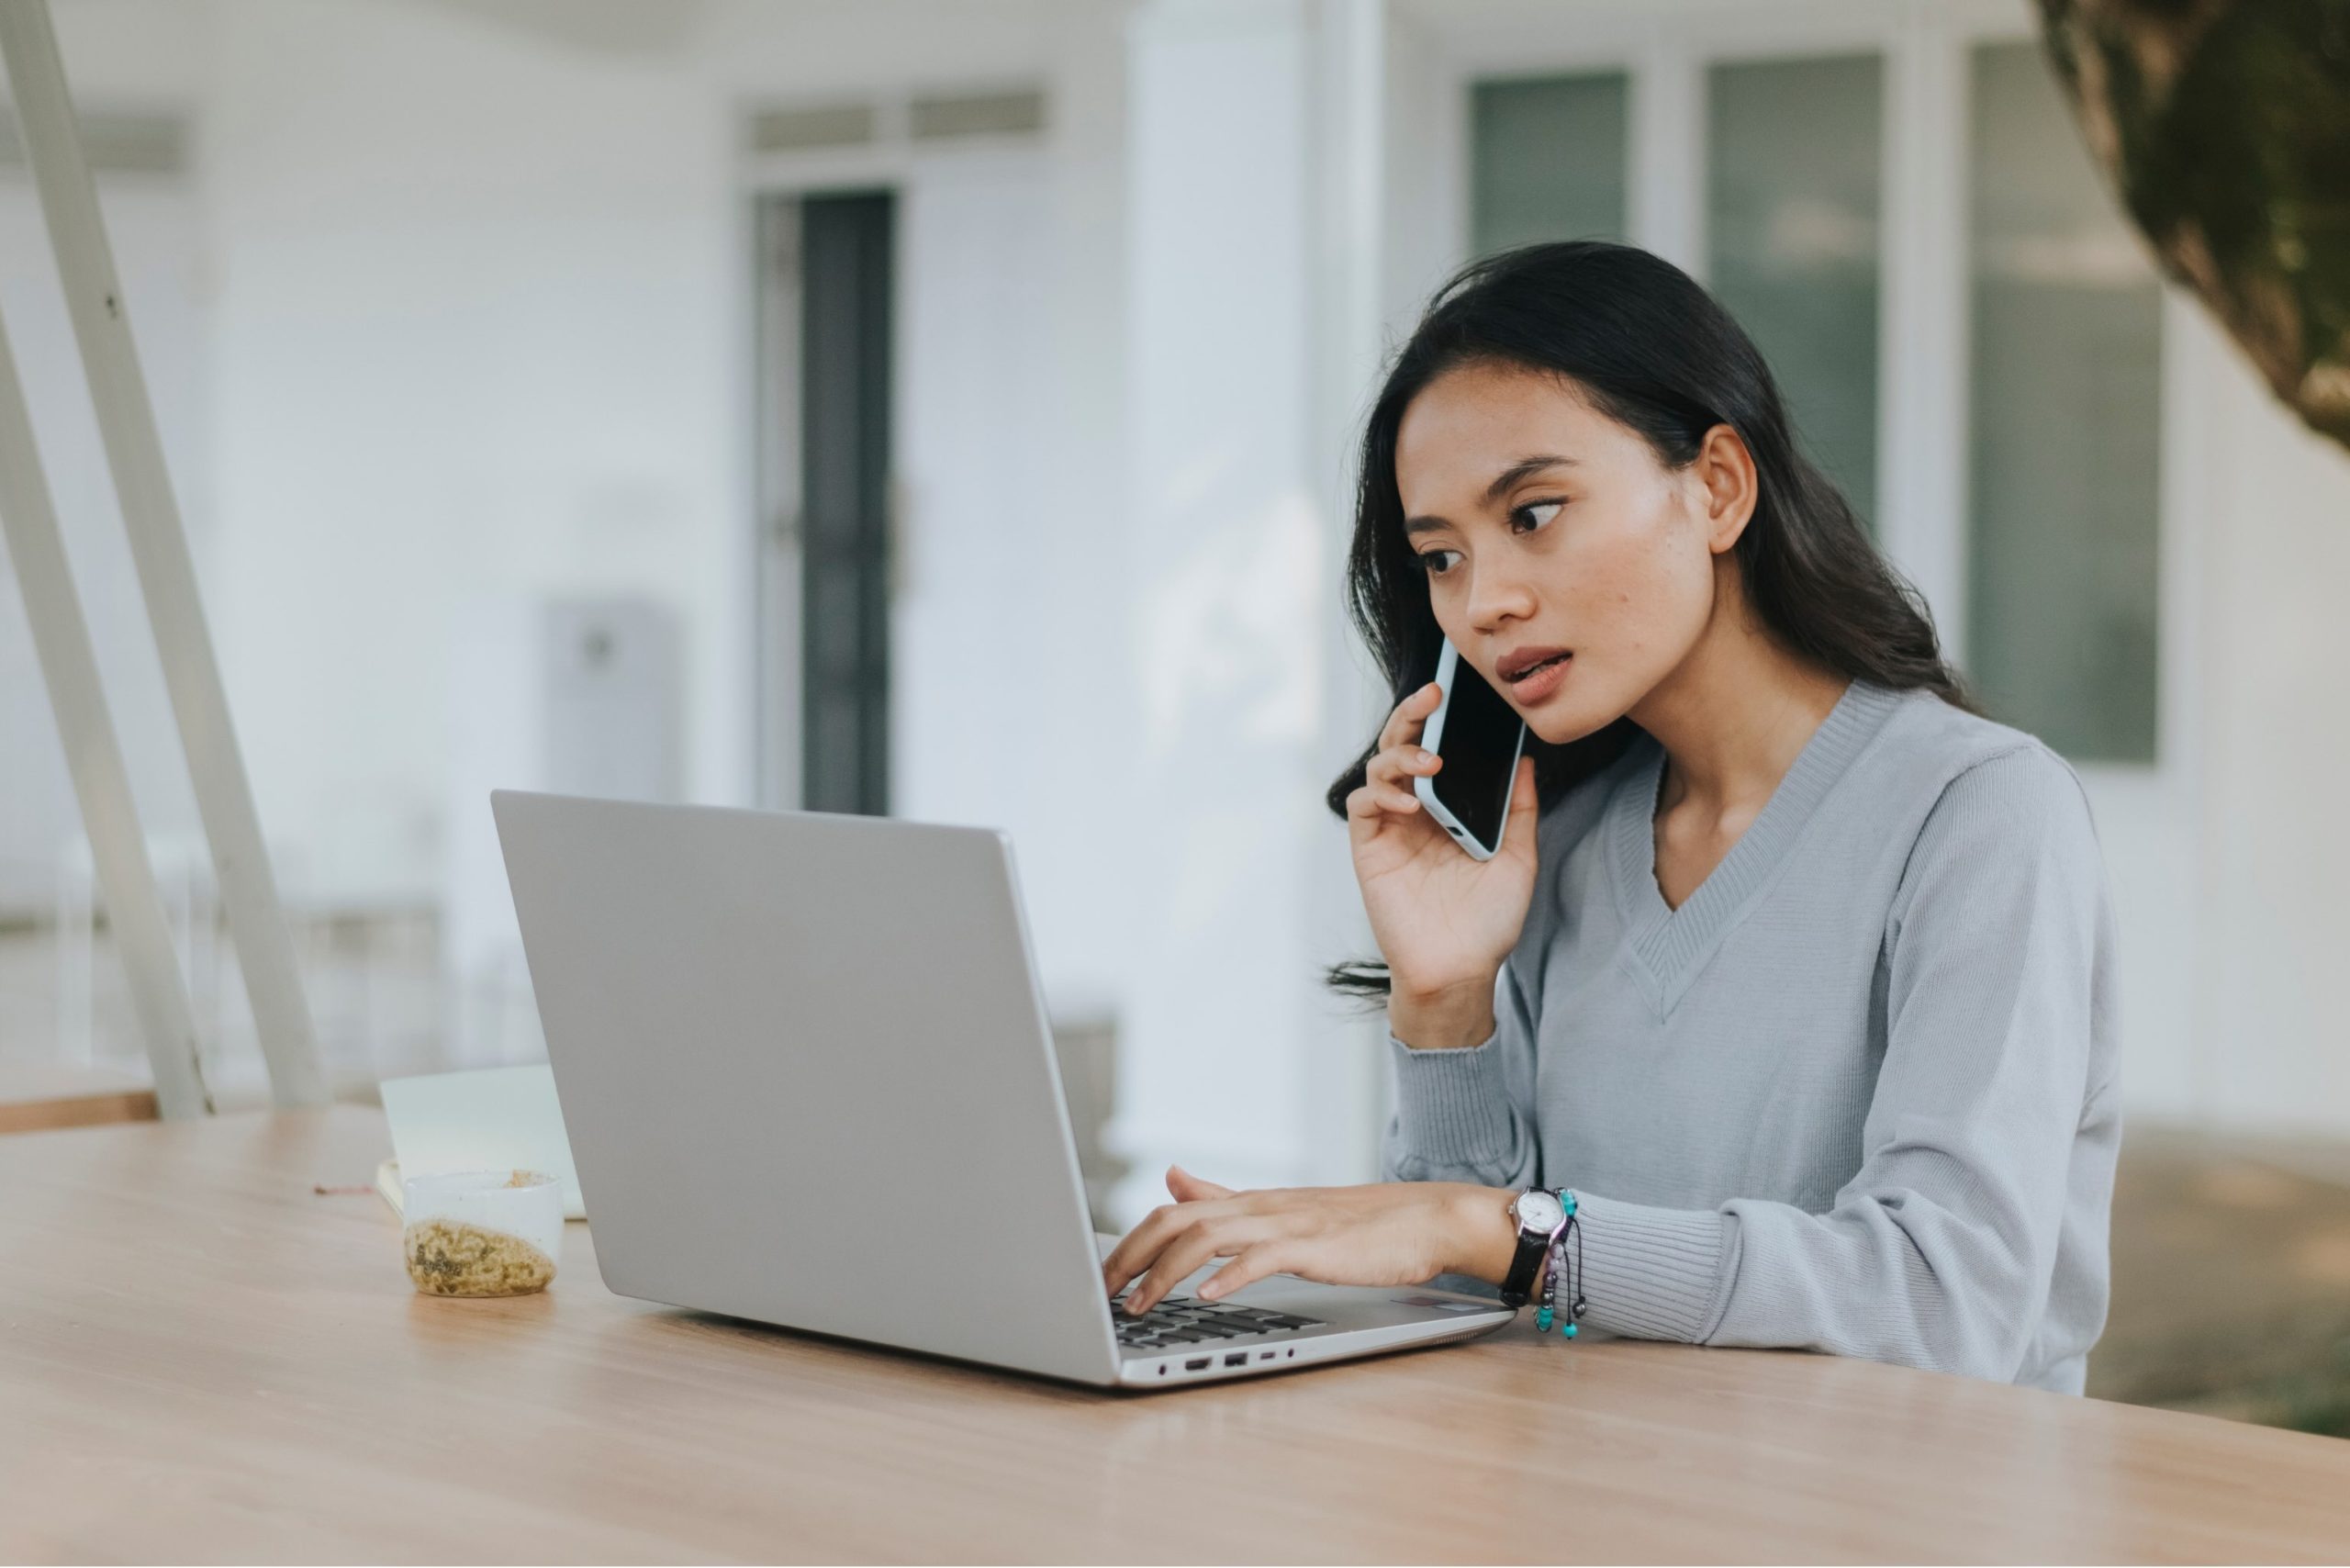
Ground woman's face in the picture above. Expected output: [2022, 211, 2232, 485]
[1393, 359, 1741, 746]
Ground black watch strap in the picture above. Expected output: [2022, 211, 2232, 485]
[1499, 1196, 1554, 1308]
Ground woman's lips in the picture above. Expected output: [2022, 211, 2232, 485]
[1502, 651, 1572, 704]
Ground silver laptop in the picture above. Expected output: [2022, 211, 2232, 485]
[491, 790, 1514, 1389]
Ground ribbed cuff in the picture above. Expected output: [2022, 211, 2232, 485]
[1571, 1192, 1731, 1344]
[1388, 1032, 1514, 1167]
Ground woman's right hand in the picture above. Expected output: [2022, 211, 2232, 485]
[1346, 681, 1539, 1049]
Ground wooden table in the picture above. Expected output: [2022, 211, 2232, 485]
[6, 1109, 2350, 1563]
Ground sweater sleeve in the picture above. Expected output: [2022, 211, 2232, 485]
[1379, 958, 1542, 1191]
[1572, 745, 2111, 1379]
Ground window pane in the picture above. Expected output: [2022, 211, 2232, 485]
[1965, 42, 2161, 764]
[1707, 54, 1883, 527]
[1471, 73, 1628, 257]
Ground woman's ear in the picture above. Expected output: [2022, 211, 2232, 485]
[1693, 424, 1759, 554]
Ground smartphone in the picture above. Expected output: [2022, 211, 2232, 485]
[1413, 639, 1528, 860]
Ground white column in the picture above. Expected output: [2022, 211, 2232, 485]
[1112, 0, 1343, 1214]
[1629, 39, 1704, 277]
[1304, 0, 1393, 1185]
[1876, 15, 1969, 655]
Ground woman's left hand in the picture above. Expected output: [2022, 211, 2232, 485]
[1101, 1166, 1511, 1314]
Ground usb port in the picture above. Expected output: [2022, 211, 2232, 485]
[1224, 1352, 1248, 1368]
[1185, 1357, 1211, 1372]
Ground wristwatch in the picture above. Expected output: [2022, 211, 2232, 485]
[1499, 1187, 1568, 1308]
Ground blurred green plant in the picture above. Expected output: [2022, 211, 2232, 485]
[2037, 0, 2350, 450]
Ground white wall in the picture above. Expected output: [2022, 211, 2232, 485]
[199, 0, 735, 902]
[2181, 306, 2350, 1135]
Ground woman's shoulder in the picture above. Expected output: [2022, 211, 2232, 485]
[1863, 685, 2104, 875]
[1869, 686, 2087, 806]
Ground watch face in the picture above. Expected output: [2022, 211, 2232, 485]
[1514, 1190, 1564, 1237]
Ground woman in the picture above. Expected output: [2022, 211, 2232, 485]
[1101, 241, 2120, 1392]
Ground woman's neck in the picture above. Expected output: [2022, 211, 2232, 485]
[1627, 564, 1850, 822]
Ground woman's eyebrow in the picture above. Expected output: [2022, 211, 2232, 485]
[1482, 454, 1576, 503]
[1404, 454, 1578, 535]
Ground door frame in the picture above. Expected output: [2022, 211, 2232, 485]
[738, 121, 1048, 812]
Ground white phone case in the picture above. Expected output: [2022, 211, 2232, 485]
[1412, 639, 1527, 861]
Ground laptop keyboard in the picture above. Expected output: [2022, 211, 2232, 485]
[1111, 1295, 1326, 1352]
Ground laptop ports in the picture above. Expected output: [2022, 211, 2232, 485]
[1184, 1357, 1212, 1372]
[1223, 1352, 1248, 1368]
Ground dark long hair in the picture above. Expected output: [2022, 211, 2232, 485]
[1326, 241, 1973, 996]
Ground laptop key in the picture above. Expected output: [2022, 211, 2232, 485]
[1109, 1291, 1311, 1350]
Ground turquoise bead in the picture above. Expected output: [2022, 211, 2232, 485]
[1535, 1306, 1553, 1331]
[1563, 1323, 1578, 1338]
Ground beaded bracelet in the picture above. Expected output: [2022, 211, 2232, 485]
[1534, 1189, 1585, 1338]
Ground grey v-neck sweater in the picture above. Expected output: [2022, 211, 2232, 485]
[1382, 681, 2121, 1392]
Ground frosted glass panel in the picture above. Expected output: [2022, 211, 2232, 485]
[1707, 55, 1882, 527]
[1966, 41, 2161, 764]
[1471, 73, 1628, 257]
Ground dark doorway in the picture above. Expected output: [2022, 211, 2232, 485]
[795, 189, 895, 815]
